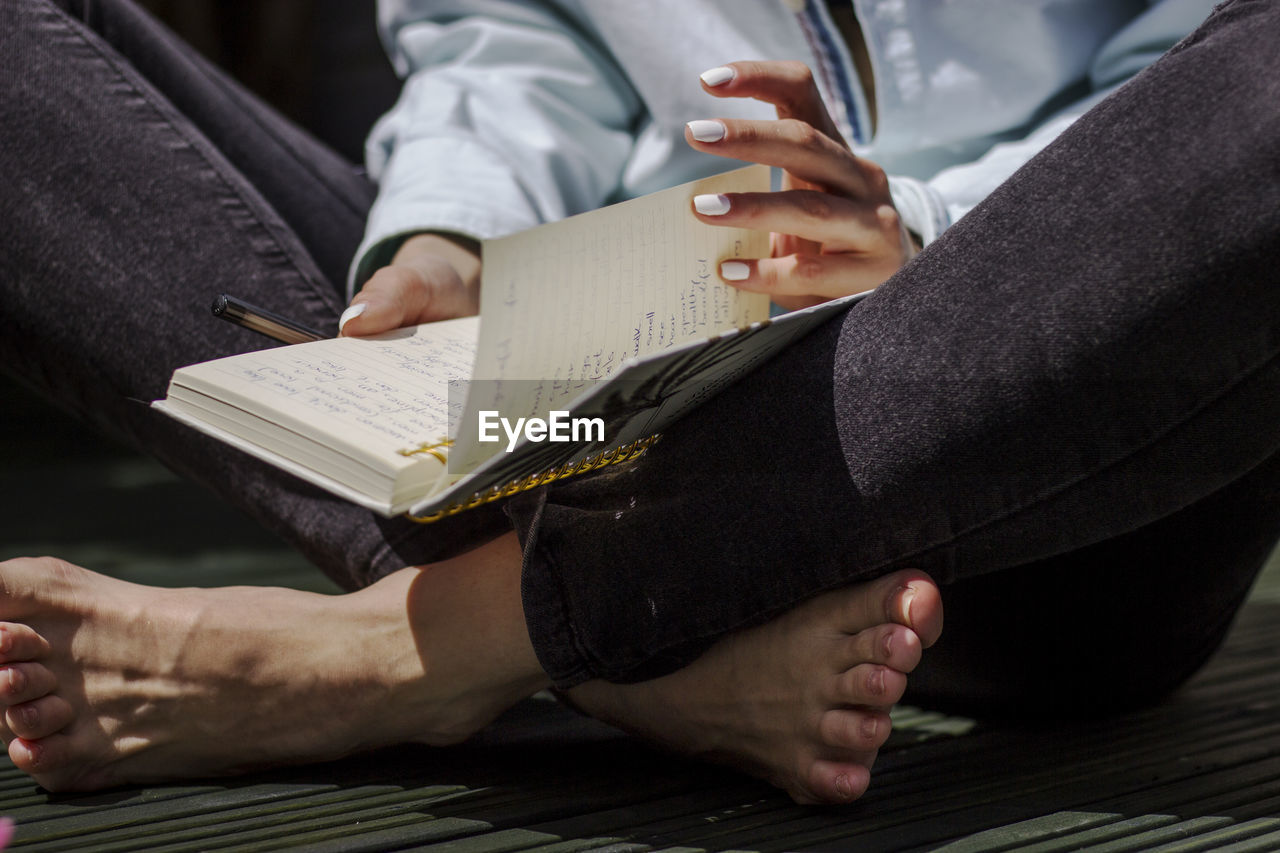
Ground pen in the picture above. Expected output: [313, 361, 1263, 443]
[212, 294, 327, 344]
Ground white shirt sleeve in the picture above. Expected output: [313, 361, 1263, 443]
[351, 0, 642, 294]
[889, 0, 1216, 245]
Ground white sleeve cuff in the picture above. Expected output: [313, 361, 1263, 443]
[887, 175, 952, 247]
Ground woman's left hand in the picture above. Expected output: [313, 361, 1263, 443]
[687, 61, 916, 309]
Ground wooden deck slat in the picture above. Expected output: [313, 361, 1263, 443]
[15, 787, 463, 851]
[988, 814, 1184, 853]
[1207, 827, 1280, 853]
[925, 811, 1149, 853]
[214, 815, 491, 853]
[1140, 818, 1280, 852]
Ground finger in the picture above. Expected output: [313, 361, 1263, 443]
[340, 267, 418, 336]
[719, 253, 899, 301]
[0, 663, 57, 706]
[698, 60, 844, 144]
[694, 193, 822, 259]
[0, 623, 50, 664]
[694, 190, 905, 253]
[6, 694, 74, 740]
[341, 260, 477, 337]
[685, 117, 881, 199]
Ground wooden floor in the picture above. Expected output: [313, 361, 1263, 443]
[2, 376, 1278, 852]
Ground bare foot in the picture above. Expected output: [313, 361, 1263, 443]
[0, 533, 548, 791]
[567, 570, 943, 804]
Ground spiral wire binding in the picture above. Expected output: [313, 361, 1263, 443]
[401, 434, 662, 523]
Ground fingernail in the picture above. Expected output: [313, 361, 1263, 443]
[700, 65, 735, 87]
[720, 260, 750, 280]
[687, 119, 726, 143]
[338, 302, 367, 332]
[693, 193, 731, 215]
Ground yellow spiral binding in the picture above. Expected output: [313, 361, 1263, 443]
[403, 434, 662, 524]
[397, 439, 454, 463]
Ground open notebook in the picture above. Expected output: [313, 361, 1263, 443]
[154, 166, 866, 520]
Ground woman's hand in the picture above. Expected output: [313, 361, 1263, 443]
[687, 61, 916, 309]
[338, 232, 481, 336]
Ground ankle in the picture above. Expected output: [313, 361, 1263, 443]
[339, 563, 550, 746]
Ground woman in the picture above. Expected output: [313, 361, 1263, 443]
[0, 0, 1274, 804]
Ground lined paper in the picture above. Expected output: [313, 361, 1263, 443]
[451, 165, 771, 471]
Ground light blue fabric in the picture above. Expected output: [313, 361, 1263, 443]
[352, 0, 1215, 294]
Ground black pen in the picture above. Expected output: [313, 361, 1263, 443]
[212, 294, 327, 344]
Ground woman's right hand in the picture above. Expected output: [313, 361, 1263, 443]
[338, 232, 481, 336]
[687, 61, 916, 309]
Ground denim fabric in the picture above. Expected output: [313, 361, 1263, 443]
[57, 0, 374, 291]
[512, 0, 1280, 703]
[0, 0, 508, 590]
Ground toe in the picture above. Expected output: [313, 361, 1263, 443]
[7, 694, 74, 740]
[835, 570, 942, 645]
[840, 623, 922, 674]
[889, 573, 943, 647]
[8, 732, 102, 792]
[801, 758, 872, 804]
[0, 663, 57, 706]
[818, 707, 891, 752]
[0, 623, 51, 663]
[9, 733, 65, 780]
[828, 662, 908, 708]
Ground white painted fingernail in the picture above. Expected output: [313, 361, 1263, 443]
[338, 302, 367, 332]
[693, 193, 731, 215]
[720, 261, 750, 281]
[687, 119, 726, 143]
[700, 66, 736, 87]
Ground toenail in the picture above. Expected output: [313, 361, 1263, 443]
[868, 667, 884, 696]
[882, 630, 894, 659]
[835, 773, 854, 799]
[900, 585, 916, 626]
[861, 715, 878, 741]
[0, 630, 9, 655]
[20, 706, 36, 728]
[7, 668, 23, 694]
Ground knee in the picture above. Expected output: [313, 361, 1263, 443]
[905, 555, 1255, 717]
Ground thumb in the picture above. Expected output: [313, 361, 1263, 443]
[339, 266, 426, 336]
[341, 258, 479, 336]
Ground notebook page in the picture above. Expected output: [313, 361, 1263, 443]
[450, 165, 771, 474]
[166, 316, 479, 478]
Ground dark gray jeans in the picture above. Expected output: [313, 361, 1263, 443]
[3, 0, 1277, 712]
